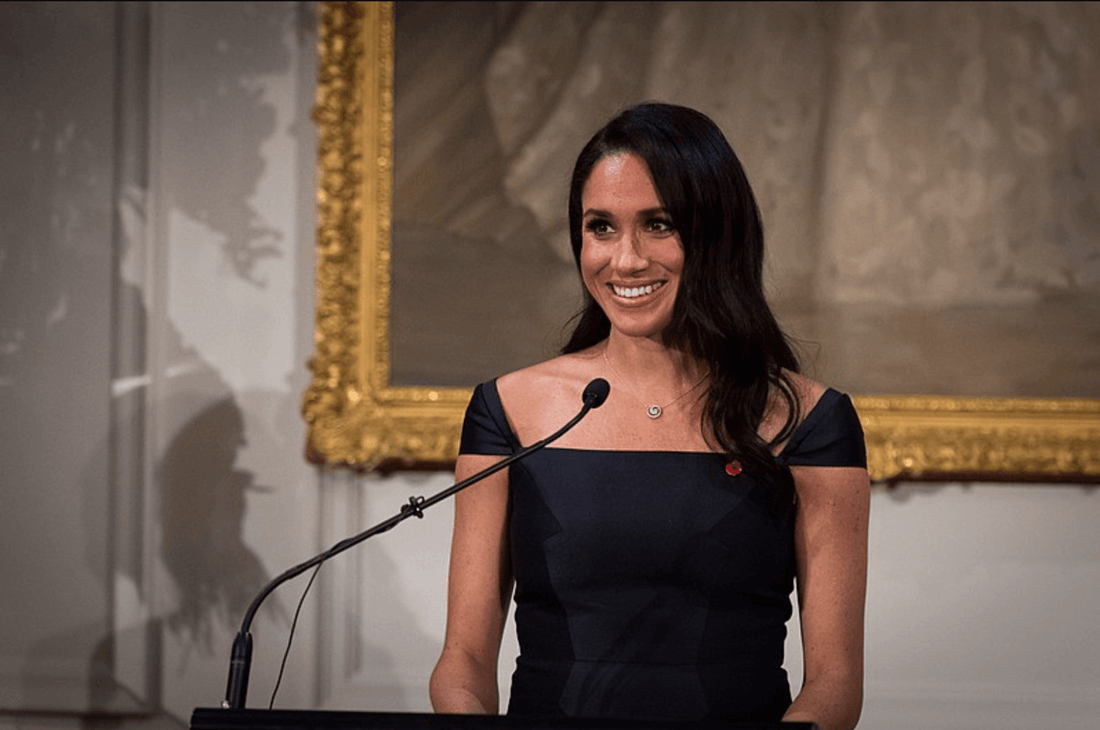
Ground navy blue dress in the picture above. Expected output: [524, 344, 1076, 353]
[458, 380, 866, 722]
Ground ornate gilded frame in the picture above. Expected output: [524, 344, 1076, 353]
[302, 1, 1100, 483]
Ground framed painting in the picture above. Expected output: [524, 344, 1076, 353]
[302, 1, 1100, 482]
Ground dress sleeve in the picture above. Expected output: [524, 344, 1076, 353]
[780, 389, 867, 468]
[458, 380, 519, 456]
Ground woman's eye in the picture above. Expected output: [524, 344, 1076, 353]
[647, 217, 675, 234]
[585, 219, 613, 236]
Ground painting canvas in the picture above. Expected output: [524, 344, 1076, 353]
[303, 1, 1100, 480]
[389, 1, 1100, 399]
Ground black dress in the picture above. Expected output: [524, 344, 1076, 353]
[458, 380, 867, 722]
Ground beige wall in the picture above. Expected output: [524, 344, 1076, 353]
[1, 3, 1097, 730]
[1, 1, 320, 725]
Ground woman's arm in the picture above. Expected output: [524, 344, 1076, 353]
[429, 454, 514, 714]
[783, 464, 871, 730]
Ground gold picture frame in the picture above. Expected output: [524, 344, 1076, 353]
[302, 1, 1100, 483]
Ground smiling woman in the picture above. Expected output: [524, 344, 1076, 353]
[302, 1, 1100, 481]
[425, 99, 871, 728]
[579, 152, 684, 341]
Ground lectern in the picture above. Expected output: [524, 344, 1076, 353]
[191, 709, 817, 730]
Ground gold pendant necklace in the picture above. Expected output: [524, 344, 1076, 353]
[602, 349, 709, 419]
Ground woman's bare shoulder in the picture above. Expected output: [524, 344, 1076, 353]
[761, 370, 828, 447]
[785, 370, 828, 416]
[496, 349, 602, 442]
[498, 350, 600, 393]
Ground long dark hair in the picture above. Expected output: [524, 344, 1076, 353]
[562, 102, 801, 493]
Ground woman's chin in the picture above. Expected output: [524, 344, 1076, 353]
[605, 312, 674, 340]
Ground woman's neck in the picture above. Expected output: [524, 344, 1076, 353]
[602, 330, 708, 397]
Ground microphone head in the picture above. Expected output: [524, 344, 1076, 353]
[582, 378, 611, 408]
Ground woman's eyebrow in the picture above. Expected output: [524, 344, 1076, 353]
[582, 206, 668, 218]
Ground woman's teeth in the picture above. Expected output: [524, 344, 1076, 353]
[613, 282, 663, 299]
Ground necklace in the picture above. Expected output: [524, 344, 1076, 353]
[602, 349, 709, 419]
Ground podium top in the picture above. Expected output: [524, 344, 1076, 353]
[191, 708, 817, 730]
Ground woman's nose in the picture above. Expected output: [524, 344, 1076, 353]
[611, 229, 647, 271]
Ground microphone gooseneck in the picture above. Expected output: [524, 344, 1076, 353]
[222, 379, 610, 709]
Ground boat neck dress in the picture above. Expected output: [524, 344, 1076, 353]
[458, 379, 867, 722]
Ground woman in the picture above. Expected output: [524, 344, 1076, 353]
[429, 102, 870, 730]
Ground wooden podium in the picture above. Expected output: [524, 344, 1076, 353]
[191, 709, 816, 730]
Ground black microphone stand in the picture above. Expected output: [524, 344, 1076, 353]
[223, 379, 610, 709]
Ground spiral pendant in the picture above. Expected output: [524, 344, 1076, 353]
[646, 404, 663, 419]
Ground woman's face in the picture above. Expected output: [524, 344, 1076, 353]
[580, 152, 684, 340]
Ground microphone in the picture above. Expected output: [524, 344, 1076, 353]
[222, 378, 610, 709]
[582, 377, 610, 408]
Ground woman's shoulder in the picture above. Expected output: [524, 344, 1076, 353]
[495, 349, 603, 442]
[761, 371, 829, 448]
[787, 370, 829, 416]
[497, 349, 599, 393]
[778, 371, 868, 468]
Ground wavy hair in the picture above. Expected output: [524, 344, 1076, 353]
[561, 102, 801, 494]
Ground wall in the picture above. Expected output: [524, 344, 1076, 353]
[1, 2, 320, 726]
[1, 3, 1097, 730]
[1, 0, 120, 715]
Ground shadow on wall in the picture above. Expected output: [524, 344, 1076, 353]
[5, 1, 312, 718]
[159, 2, 299, 285]
[158, 397, 281, 650]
